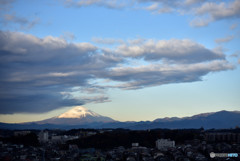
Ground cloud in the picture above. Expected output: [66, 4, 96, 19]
[195, 1, 240, 19]
[215, 35, 235, 44]
[145, 3, 158, 11]
[0, 94, 83, 114]
[60, 32, 76, 41]
[1, 13, 40, 30]
[101, 38, 233, 89]
[191, 0, 240, 26]
[0, 0, 39, 31]
[0, 0, 15, 5]
[64, 0, 130, 9]
[92, 37, 124, 45]
[0, 0, 15, 11]
[0, 31, 234, 114]
[145, 3, 172, 14]
[0, 31, 118, 114]
[190, 17, 212, 27]
[113, 39, 225, 63]
[60, 0, 240, 27]
[105, 60, 233, 90]
[230, 51, 240, 58]
[184, 0, 205, 6]
[230, 23, 238, 30]
[140, 0, 240, 27]
[80, 95, 110, 103]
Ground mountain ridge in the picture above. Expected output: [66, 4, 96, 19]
[0, 108, 239, 130]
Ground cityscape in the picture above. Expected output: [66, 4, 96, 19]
[1, 128, 240, 161]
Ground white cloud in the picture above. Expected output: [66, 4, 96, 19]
[106, 60, 233, 89]
[64, 0, 130, 9]
[192, 0, 240, 26]
[113, 39, 225, 63]
[215, 35, 235, 44]
[190, 17, 212, 27]
[143, 1, 173, 14]
[60, 32, 76, 41]
[140, 0, 240, 26]
[61, 0, 240, 27]
[92, 37, 124, 45]
[2, 13, 40, 30]
[195, 1, 240, 19]
[145, 3, 158, 11]
[184, 0, 205, 6]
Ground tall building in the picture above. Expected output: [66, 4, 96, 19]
[38, 131, 48, 143]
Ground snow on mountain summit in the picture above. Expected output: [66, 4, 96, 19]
[36, 106, 115, 125]
[58, 106, 100, 118]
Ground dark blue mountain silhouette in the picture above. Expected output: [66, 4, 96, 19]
[0, 110, 239, 130]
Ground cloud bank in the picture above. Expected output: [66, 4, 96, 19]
[0, 31, 233, 114]
[113, 39, 224, 63]
[62, 0, 240, 27]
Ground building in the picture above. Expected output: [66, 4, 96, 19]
[206, 133, 240, 143]
[38, 131, 48, 143]
[132, 143, 139, 147]
[14, 131, 31, 136]
[156, 139, 175, 150]
[51, 135, 62, 144]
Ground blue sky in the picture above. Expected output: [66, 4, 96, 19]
[0, 0, 239, 123]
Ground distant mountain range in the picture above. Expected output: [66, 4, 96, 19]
[0, 106, 240, 130]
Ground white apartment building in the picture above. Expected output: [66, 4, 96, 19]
[156, 139, 175, 150]
[38, 131, 48, 143]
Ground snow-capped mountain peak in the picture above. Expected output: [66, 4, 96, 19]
[58, 106, 100, 118]
[36, 106, 115, 125]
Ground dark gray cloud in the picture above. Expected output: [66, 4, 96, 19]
[0, 94, 83, 114]
[0, 31, 234, 114]
[0, 31, 119, 114]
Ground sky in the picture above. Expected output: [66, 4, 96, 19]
[0, 0, 239, 123]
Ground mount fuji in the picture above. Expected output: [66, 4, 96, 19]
[36, 106, 115, 125]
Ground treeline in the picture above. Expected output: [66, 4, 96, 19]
[0, 132, 39, 146]
[67, 128, 204, 149]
